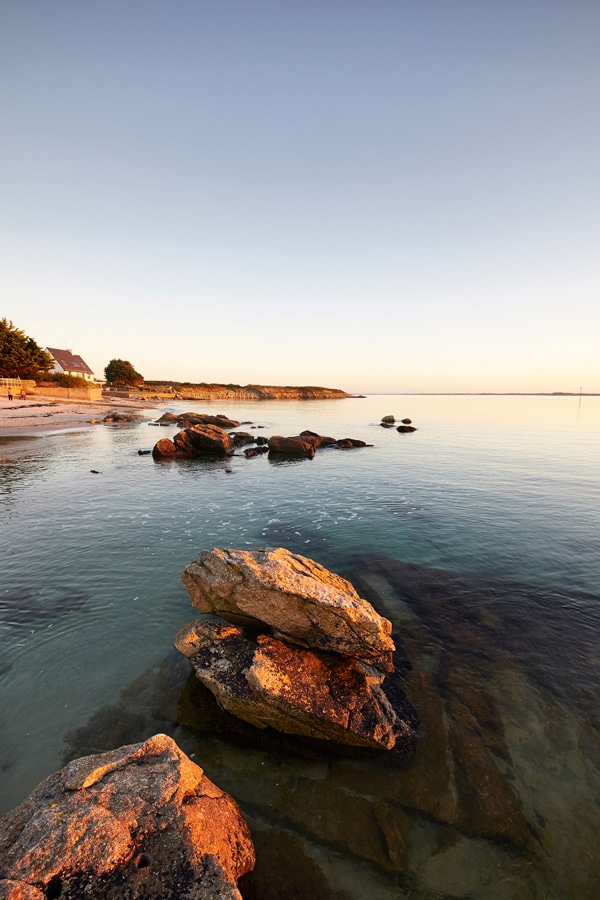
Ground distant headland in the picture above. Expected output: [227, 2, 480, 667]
[136, 382, 359, 401]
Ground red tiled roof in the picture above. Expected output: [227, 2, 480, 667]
[46, 348, 95, 376]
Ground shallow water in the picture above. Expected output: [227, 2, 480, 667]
[0, 394, 598, 897]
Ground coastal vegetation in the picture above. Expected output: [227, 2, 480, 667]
[34, 372, 92, 389]
[142, 381, 353, 401]
[0, 318, 53, 378]
[104, 358, 144, 386]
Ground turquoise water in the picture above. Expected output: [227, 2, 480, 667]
[0, 394, 598, 897]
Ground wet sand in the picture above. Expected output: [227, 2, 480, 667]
[0, 395, 162, 437]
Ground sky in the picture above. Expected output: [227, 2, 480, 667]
[1, 1, 599, 394]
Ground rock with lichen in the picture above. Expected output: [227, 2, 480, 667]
[0, 734, 255, 899]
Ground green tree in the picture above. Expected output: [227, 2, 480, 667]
[0, 318, 54, 378]
[104, 358, 144, 386]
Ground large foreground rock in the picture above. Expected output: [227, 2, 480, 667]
[181, 547, 395, 672]
[175, 621, 412, 751]
[0, 734, 254, 899]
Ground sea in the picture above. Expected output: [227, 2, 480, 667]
[0, 394, 598, 899]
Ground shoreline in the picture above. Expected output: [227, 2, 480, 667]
[0, 395, 162, 438]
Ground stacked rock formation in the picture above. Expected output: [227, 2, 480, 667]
[0, 734, 255, 899]
[175, 547, 416, 752]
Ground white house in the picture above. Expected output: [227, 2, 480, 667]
[46, 348, 95, 381]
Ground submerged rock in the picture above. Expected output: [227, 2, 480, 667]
[102, 412, 142, 424]
[335, 437, 369, 449]
[175, 621, 411, 751]
[0, 588, 87, 627]
[180, 547, 395, 672]
[244, 446, 268, 457]
[230, 431, 255, 447]
[175, 548, 416, 755]
[0, 734, 255, 899]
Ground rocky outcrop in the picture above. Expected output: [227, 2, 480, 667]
[151, 437, 186, 459]
[176, 548, 416, 753]
[0, 734, 254, 899]
[102, 412, 143, 424]
[244, 446, 269, 458]
[175, 622, 406, 750]
[298, 429, 337, 448]
[230, 431, 255, 447]
[146, 383, 355, 401]
[334, 437, 370, 449]
[268, 431, 370, 457]
[180, 548, 395, 671]
[152, 423, 370, 461]
[382, 416, 415, 431]
[156, 412, 241, 429]
[267, 435, 317, 458]
[152, 423, 233, 459]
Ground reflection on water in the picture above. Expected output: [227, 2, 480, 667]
[0, 395, 599, 897]
[0, 439, 50, 501]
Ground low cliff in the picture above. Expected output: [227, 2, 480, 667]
[144, 382, 356, 401]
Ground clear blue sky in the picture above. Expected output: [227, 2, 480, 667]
[1, 1, 598, 393]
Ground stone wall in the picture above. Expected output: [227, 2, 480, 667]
[27, 384, 103, 401]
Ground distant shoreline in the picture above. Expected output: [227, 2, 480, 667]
[364, 392, 599, 397]
[124, 383, 357, 401]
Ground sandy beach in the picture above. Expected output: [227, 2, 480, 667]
[0, 395, 162, 437]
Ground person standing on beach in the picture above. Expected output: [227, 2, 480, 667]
[7, 388, 13, 401]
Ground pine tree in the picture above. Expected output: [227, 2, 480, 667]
[0, 318, 54, 378]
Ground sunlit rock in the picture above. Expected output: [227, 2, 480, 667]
[334, 437, 369, 449]
[152, 423, 233, 458]
[180, 547, 395, 672]
[151, 437, 186, 459]
[156, 412, 241, 429]
[0, 734, 254, 899]
[175, 621, 412, 751]
[267, 435, 316, 457]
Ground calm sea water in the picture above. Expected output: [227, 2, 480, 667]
[0, 394, 598, 898]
